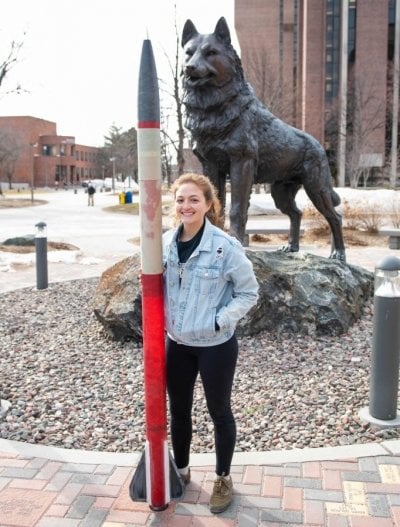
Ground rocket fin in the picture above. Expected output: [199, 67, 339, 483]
[129, 450, 185, 503]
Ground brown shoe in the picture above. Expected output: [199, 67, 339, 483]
[209, 474, 233, 513]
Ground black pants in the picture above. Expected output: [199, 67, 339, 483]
[166, 334, 238, 476]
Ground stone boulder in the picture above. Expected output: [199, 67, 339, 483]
[93, 251, 373, 342]
[93, 256, 143, 342]
[243, 250, 373, 337]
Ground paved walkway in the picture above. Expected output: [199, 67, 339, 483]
[2, 439, 400, 526]
[2, 189, 400, 526]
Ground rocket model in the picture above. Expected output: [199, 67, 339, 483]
[129, 38, 183, 511]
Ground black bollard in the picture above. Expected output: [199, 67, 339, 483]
[369, 256, 400, 420]
[35, 221, 48, 290]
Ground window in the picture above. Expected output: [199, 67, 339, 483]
[389, 0, 396, 60]
[325, 0, 341, 103]
[348, 0, 357, 63]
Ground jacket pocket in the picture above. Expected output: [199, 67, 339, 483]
[194, 267, 220, 296]
[188, 305, 217, 341]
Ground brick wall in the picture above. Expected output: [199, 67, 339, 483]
[234, 0, 391, 161]
[300, 0, 326, 142]
[354, 0, 388, 160]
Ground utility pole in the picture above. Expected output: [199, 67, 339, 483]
[337, 0, 349, 187]
[30, 142, 38, 202]
[390, 0, 400, 188]
[110, 157, 116, 193]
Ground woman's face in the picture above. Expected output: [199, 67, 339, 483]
[174, 182, 211, 230]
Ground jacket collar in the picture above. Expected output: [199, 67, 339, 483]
[197, 217, 214, 252]
[173, 217, 214, 254]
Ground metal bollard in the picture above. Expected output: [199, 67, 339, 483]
[359, 255, 400, 427]
[369, 256, 400, 419]
[35, 221, 48, 290]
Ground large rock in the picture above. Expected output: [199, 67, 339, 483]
[93, 251, 373, 342]
[243, 251, 373, 337]
[93, 256, 142, 341]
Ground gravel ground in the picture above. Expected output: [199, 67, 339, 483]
[1, 277, 399, 454]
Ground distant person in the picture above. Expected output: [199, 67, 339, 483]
[87, 184, 96, 206]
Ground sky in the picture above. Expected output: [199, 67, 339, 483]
[0, 0, 236, 147]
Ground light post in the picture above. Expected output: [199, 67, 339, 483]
[30, 142, 38, 202]
[110, 157, 116, 193]
[35, 221, 48, 290]
[359, 256, 400, 427]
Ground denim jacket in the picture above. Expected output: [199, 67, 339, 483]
[163, 218, 259, 346]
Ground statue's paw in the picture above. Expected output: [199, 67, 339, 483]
[279, 245, 299, 253]
[329, 250, 346, 263]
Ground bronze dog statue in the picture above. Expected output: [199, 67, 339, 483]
[181, 17, 346, 262]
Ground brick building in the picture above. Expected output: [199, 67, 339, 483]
[0, 116, 102, 188]
[234, 0, 398, 182]
[3, 3, 397, 188]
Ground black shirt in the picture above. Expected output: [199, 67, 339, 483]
[176, 222, 205, 263]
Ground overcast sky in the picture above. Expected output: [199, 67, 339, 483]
[0, 0, 236, 146]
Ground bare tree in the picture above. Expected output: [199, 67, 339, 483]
[347, 79, 387, 187]
[159, 9, 186, 179]
[0, 132, 21, 188]
[386, 60, 400, 184]
[233, 46, 294, 194]
[0, 37, 25, 97]
[241, 46, 295, 124]
[326, 78, 387, 188]
[158, 106, 173, 186]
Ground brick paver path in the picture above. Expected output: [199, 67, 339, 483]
[2, 450, 400, 526]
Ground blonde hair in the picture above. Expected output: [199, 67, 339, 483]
[170, 173, 222, 226]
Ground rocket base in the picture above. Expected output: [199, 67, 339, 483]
[129, 449, 184, 508]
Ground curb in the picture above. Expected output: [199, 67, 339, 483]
[1, 437, 399, 467]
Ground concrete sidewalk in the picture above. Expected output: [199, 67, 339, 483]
[0, 189, 142, 293]
[2, 190, 400, 526]
[0, 188, 394, 294]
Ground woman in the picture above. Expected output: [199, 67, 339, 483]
[163, 173, 259, 514]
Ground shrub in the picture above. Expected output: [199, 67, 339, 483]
[389, 196, 400, 228]
[302, 205, 330, 234]
[342, 199, 383, 234]
[304, 197, 386, 235]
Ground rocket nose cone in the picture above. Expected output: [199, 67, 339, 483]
[138, 40, 160, 123]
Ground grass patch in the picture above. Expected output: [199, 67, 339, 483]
[0, 241, 79, 253]
[0, 199, 47, 208]
[103, 203, 140, 214]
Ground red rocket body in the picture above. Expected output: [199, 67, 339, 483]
[136, 38, 168, 511]
[130, 37, 183, 512]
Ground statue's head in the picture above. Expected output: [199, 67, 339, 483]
[181, 17, 243, 89]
